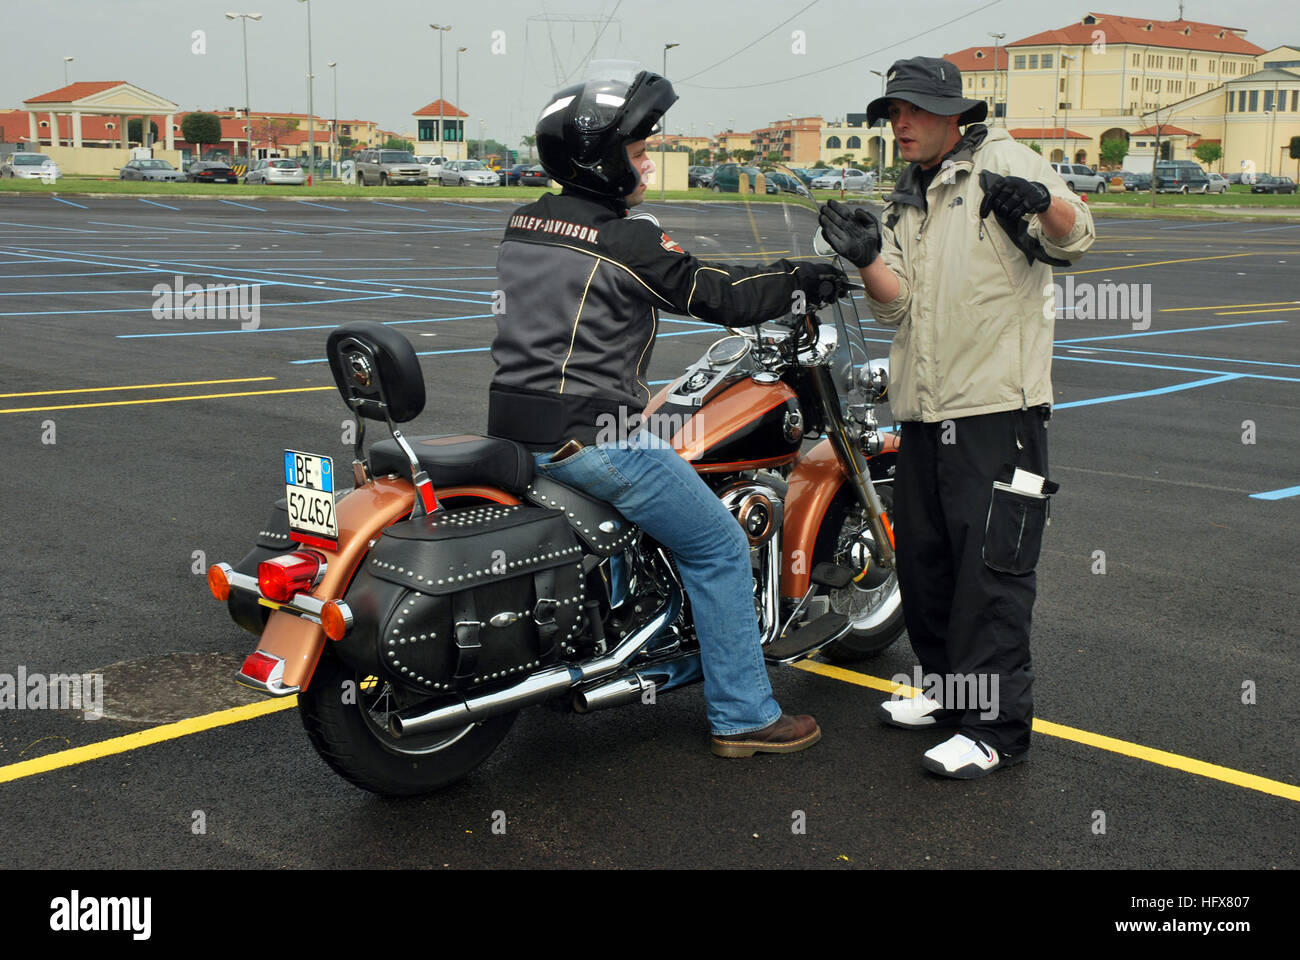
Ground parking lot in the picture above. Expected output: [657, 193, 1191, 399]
[0, 194, 1296, 870]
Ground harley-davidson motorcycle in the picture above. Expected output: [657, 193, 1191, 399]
[207, 194, 905, 796]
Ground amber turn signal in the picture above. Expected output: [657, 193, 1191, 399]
[321, 600, 352, 641]
[207, 564, 231, 602]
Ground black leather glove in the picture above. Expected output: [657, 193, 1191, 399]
[817, 198, 882, 269]
[978, 175, 1052, 221]
[795, 261, 849, 307]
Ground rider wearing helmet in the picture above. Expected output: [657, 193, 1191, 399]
[488, 63, 838, 756]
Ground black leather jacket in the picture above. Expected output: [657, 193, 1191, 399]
[488, 190, 809, 449]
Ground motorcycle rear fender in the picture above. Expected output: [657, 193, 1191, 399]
[248, 480, 520, 693]
[780, 434, 899, 599]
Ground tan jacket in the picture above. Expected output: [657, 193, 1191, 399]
[867, 126, 1095, 422]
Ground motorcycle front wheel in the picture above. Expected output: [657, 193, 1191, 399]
[300, 647, 516, 796]
[814, 483, 906, 662]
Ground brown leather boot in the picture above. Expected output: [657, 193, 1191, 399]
[710, 713, 821, 758]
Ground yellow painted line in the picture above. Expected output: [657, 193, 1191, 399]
[1215, 306, 1300, 316]
[1160, 301, 1300, 313]
[793, 660, 1300, 803]
[0, 377, 275, 399]
[0, 697, 298, 785]
[1064, 253, 1249, 276]
[1, 385, 333, 414]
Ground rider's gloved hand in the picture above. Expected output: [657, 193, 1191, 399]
[978, 174, 1052, 221]
[817, 198, 882, 269]
[795, 261, 849, 307]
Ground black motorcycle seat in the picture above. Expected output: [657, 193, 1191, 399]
[367, 434, 535, 495]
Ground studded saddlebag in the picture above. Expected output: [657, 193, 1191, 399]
[336, 503, 586, 696]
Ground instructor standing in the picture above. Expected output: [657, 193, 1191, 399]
[819, 57, 1094, 778]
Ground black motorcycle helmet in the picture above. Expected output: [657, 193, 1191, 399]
[536, 61, 679, 202]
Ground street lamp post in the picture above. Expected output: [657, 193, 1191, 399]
[328, 61, 337, 178]
[457, 46, 467, 161]
[870, 69, 885, 193]
[989, 33, 1005, 125]
[1061, 54, 1076, 164]
[297, 0, 315, 183]
[62, 56, 74, 86]
[661, 42, 679, 199]
[431, 25, 452, 164]
[225, 14, 262, 161]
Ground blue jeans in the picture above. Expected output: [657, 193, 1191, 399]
[531, 433, 782, 736]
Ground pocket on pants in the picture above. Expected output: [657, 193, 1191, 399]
[982, 481, 1049, 575]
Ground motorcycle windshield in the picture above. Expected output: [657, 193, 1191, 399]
[735, 165, 883, 412]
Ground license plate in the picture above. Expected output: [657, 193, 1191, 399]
[284, 450, 338, 546]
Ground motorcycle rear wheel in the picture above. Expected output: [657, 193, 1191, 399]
[300, 648, 516, 796]
[815, 484, 906, 662]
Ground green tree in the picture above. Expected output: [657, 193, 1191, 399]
[128, 119, 159, 145]
[1194, 141, 1223, 168]
[733, 148, 756, 163]
[1028, 141, 1043, 155]
[521, 135, 537, 161]
[181, 112, 223, 158]
[691, 147, 712, 165]
[811, 159, 828, 169]
[830, 154, 854, 167]
[1100, 136, 1129, 169]
[381, 136, 414, 152]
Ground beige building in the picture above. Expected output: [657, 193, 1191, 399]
[413, 99, 469, 160]
[937, 13, 1298, 175]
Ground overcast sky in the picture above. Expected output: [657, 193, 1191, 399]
[3, 0, 1296, 148]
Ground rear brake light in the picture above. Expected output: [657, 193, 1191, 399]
[257, 551, 321, 603]
[207, 564, 231, 601]
[240, 651, 282, 683]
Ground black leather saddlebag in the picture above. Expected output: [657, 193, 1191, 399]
[337, 503, 586, 695]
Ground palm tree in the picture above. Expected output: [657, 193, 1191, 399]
[521, 135, 537, 162]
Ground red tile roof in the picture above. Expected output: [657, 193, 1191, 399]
[944, 46, 1009, 72]
[1132, 124, 1200, 136]
[24, 81, 127, 104]
[413, 99, 467, 118]
[1009, 127, 1092, 140]
[1009, 14, 1264, 55]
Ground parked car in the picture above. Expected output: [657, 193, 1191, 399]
[1114, 170, 1152, 191]
[519, 164, 551, 187]
[119, 158, 183, 182]
[244, 158, 306, 185]
[764, 171, 812, 200]
[1250, 174, 1297, 194]
[2, 152, 61, 179]
[1051, 162, 1108, 193]
[1205, 172, 1230, 194]
[1153, 160, 1210, 194]
[710, 163, 766, 193]
[414, 155, 448, 179]
[355, 149, 429, 186]
[790, 167, 822, 187]
[811, 168, 874, 192]
[439, 159, 500, 186]
[186, 161, 239, 183]
[1225, 172, 1244, 185]
[688, 165, 714, 188]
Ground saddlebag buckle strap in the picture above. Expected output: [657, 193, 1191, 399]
[452, 591, 481, 680]
[532, 567, 560, 657]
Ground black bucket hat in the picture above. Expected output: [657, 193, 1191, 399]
[866, 56, 988, 126]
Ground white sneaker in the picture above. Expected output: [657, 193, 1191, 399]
[878, 693, 960, 729]
[922, 733, 1024, 779]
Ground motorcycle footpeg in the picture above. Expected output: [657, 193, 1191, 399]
[763, 612, 850, 664]
[810, 562, 855, 590]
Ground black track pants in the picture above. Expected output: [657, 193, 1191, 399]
[893, 408, 1052, 758]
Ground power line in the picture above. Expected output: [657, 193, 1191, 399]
[676, 0, 822, 83]
[679, 0, 1004, 90]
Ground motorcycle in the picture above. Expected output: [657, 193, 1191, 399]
[206, 197, 905, 796]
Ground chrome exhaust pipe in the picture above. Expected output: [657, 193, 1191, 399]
[574, 671, 663, 713]
[391, 585, 683, 737]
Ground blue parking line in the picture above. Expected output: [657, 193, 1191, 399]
[1060, 345, 1300, 369]
[1055, 374, 1242, 409]
[52, 197, 88, 209]
[1054, 353, 1300, 383]
[1250, 486, 1300, 500]
[2, 293, 390, 318]
[0, 220, 99, 233]
[217, 199, 266, 212]
[138, 198, 180, 211]
[134, 313, 497, 342]
[295, 200, 349, 212]
[369, 201, 426, 213]
[1056, 320, 1286, 344]
[437, 200, 493, 211]
[1159, 221, 1233, 230]
[1242, 224, 1300, 233]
